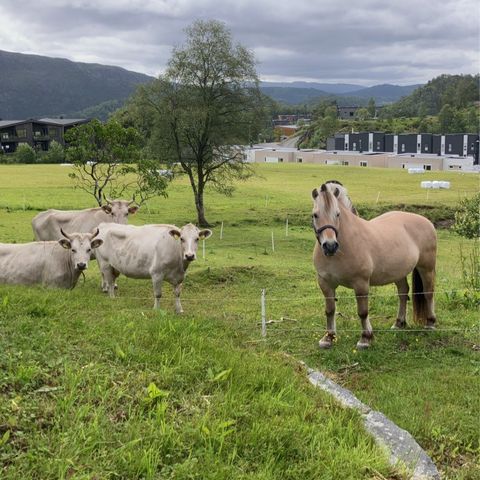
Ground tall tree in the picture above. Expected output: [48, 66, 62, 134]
[128, 20, 265, 226]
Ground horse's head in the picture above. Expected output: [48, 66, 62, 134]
[311, 183, 342, 256]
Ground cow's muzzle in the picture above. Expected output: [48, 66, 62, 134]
[184, 254, 195, 262]
[76, 262, 87, 271]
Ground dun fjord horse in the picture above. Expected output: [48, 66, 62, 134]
[312, 183, 437, 349]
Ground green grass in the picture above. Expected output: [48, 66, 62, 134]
[0, 164, 479, 479]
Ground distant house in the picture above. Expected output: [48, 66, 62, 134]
[0, 118, 89, 154]
[332, 132, 479, 161]
[337, 106, 359, 119]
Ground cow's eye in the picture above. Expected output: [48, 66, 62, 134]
[72, 249, 77, 253]
[312, 213, 318, 219]
[87, 248, 91, 253]
[195, 238, 199, 243]
[336, 212, 340, 218]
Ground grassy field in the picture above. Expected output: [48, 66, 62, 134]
[0, 164, 479, 479]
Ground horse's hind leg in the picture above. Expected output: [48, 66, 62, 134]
[355, 284, 373, 349]
[417, 267, 437, 329]
[317, 278, 337, 349]
[392, 277, 409, 329]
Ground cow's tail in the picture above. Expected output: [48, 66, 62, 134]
[412, 268, 427, 326]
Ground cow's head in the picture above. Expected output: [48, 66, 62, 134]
[169, 223, 212, 262]
[58, 228, 103, 271]
[101, 198, 139, 224]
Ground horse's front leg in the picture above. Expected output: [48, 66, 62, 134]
[355, 284, 373, 349]
[317, 277, 337, 349]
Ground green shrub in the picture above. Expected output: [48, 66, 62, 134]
[13, 144, 36, 164]
[453, 193, 480, 239]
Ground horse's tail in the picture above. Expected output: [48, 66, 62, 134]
[412, 268, 427, 326]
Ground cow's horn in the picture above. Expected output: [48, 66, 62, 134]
[91, 227, 100, 239]
[60, 228, 71, 240]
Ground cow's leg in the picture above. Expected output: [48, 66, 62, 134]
[174, 283, 184, 314]
[152, 273, 164, 309]
[101, 265, 117, 298]
[317, 277, 337, 349]
[392, 277, 409, 329]
[355, 284, 373, 349]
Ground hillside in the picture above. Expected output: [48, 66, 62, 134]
[0, 50, 154, 118]
[340, 83, 421, 103]
[382, 74, 479, 117]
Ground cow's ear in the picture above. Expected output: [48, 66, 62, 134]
[312, 188, 319, 199]
[102, 205, 112, 214]
[58, 239, 71, 249]
[199, 229, 212, 239]
[169, 229, 181, 240]
[128, 205, 139, 214]
[91, 239, 103, 249]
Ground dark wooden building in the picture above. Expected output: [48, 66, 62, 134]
[0, 118, 89, 154]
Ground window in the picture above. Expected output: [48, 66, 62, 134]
[352, 142, 357, 151]
[344, 143, 349, 150]
[342, 161, 349, 166]
[417, 143, 421, 148]
[297, 158, 302, 163]
[34, 130, 42, 137]
[401, 164, 405, 169]
[376, 141, 381, 149]
[349, 111, 354, 117]
[360, 161, 368, 167]
[48, 127, 57, 137]
[448, 144, 452, 152]
[16, 128, 26, 138]
[423, 165, 432, 171]
[424, 145, 428, 151]
[1, 133, 9, 140]
[279, 158, 284, 163]
[401, 144, 405, 152]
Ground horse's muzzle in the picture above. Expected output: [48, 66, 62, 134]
[322, 241, 339, 256]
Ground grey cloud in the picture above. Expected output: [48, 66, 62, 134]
[0, 0, 478, 84]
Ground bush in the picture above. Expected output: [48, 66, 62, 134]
[453, 193, 480, 239]
[14, 144, 36, 164]
[36, 141, 65, 164]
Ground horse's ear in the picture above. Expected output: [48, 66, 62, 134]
[320, 183, 327, 192]
[334, 188, 340, 198]
[312, 188, 319, 199]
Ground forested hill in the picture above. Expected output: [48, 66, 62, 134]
[382, 74, 479, 117]
[0, 50, 154, 118]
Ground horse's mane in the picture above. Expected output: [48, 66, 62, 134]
[324, 180, 358, 215]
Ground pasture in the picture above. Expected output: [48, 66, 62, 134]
[0, 163, 478, 479]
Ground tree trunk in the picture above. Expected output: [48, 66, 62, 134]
[195, 190, 210, 227]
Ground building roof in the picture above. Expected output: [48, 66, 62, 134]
[0, 120, 27, 128]
[38, 118, 89, 126]
[0, 118, 89, 129]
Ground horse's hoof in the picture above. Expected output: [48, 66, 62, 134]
[424, 324, 436, 330]
[356, 340, 371, 349]
[318, 340, 333, 349]
[318, 332, 336, 349]
[391, 320, 407, 330]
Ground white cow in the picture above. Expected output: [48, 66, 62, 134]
[0, 229, 103, 289]
[95, 223, 212, 311]
[32, 199, 139, 241]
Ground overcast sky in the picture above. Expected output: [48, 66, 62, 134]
[1, 0, 478, 86]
